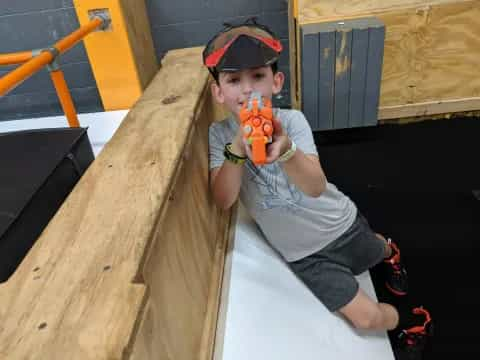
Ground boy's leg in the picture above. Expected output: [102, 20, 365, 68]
[375, 232, 392, 258]
[338, 287, 399, 331]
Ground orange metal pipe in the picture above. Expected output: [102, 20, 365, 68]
[49, 70, 80, 127]
[0, 17, 103, 96]
[0, 51, 33, 66]
[55, 17, 102, 54]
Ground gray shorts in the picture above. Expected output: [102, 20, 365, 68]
[288, 212, 386, 312]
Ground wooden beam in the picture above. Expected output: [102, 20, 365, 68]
[379, 96, 480, 120]
[288, 0, 300, 109]
[211, 206, 237, 360]
[298, 0, 461, 24]
[0, 47, 232, 360]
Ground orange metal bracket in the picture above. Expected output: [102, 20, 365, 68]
[0, 16, 108, 127]
[0, 17, 104, 97]
[49, 68, 80, 127]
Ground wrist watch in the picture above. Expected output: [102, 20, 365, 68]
[278, 139, 297, 163]
[224, 143, 247, 165]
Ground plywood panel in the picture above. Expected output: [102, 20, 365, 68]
[129, 89, 233, 360]
[0, 47, 231, 360]
[298, 0, 461, 23]
[294, 0, 480, 119]
[121, 0, 159, 90]
[379, 1, 480, 107]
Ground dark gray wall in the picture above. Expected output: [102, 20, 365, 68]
[0, 0, 289, 121]
[146, 0, 290, 108]
[0, 1, 103, 121]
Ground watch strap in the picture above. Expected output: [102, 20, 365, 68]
[278, 139, 296, 163]
[224, 143, 247, 165]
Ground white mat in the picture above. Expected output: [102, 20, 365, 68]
[217, 204, 394, 360]
[0, 110, 128, 157]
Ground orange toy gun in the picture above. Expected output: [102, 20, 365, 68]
[239, 92, 274, 165]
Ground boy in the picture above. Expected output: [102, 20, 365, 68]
[204, 18, 432, 359]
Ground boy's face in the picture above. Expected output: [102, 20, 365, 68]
[211, 66, 284, 117]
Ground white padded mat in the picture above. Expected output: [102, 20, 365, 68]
[0, 110, 128, 157]
[217, 204, 394, 360]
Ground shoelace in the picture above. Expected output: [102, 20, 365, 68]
[385, 239, 403, 274]
[401, 307, 432, 347]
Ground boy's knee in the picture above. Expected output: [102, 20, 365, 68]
[348, 306, 383, 330]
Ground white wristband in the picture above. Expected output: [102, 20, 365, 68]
[278, 139, 296, 163]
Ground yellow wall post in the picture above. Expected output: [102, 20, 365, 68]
[73, 0, 158, 110]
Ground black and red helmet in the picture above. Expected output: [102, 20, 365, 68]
[202, 18, 283, 76]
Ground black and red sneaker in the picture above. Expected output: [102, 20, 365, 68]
[393, 307, 434, 360]
[384, 239, 408, 296]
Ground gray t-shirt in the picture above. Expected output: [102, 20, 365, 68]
[209, 108, 357, 261]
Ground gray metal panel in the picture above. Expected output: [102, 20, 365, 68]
[364, 24, 385, 126]
[300, 17, 384, 130]
[301, 30, 319, 130]
[333, 28, 352, 129]
[349, 27, 369, 128]
[317, 31, 335, 130]
[302, 17, 383, 35]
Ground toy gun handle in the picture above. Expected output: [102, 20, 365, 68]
[246, 123, 273, 165]
[240, 92, 274, 166]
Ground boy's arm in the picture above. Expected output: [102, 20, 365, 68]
[280, 141, 326, 197]
[210, 132, 245, 210]
[265, 116, 326, 197]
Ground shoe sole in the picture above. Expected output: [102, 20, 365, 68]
[385, 281, 407, 296]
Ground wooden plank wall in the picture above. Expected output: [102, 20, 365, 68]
[0, 47, 232, 360]
[293, 0, 480, 120]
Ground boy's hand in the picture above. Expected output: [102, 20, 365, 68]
[239, 117, 290, 164]
[264, 117, 290, 164]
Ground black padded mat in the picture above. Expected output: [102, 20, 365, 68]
[314, 117, 480, 358]
[0, 127, 94, 282]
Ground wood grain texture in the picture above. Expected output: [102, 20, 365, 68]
[379, 96, 480, 119]
[289, 0, 300, 108]
[129, 87, 232, 360]
[121, 0, 159, 89]
[378, 0, 480, 107]
[294, 0, 480, 119]
[0, 47, 232, 360]
[298, 0, 460, 23]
